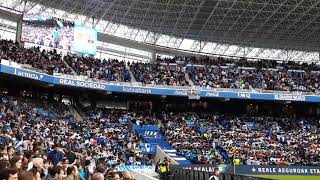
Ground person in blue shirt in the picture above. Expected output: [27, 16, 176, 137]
[52, 28, 60, 48]
[47, 145, 64, 166]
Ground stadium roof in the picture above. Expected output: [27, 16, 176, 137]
[1, 0, 320, 61]
[25, 0, 320, 52]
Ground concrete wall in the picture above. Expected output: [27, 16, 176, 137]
[131, 169, 159, 180]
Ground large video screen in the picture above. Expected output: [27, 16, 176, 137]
[73, 25, 97, 55]
[21, 16, 97, 55]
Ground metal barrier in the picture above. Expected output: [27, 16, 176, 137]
[169, 165, 272, 180]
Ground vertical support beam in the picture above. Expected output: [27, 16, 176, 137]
[151, 49, 157, 63]
[16, 15, 22, 44]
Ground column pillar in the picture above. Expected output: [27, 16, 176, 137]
[150, 50, 157, 63]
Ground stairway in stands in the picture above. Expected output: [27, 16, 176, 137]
[128, 68, 137, 82]
[133, 125, 191, 165]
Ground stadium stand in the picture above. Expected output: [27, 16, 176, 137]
[2, 55, 320, 180]
[0, 94, 155, 179]
[130, 62, 189, 86]
[0, 39, 73, 75]
[2, 38, 320, 93]
[162, 112, 320, 166]
[2, 1, 320, 179]
[63, 54, 131, 82]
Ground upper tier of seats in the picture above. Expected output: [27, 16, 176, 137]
[1, 39, 320, 93]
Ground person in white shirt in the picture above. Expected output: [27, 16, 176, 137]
[208, 167, 220, 180]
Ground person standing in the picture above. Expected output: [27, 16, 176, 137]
[155, 160, 161, 174]
[52, 28, 60, 48]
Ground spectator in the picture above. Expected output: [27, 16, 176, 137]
[7, 147, 15, 160]
[0, 160, 10, 170]
[0, 168, 18, 180]
[48, 145, 64, 166]
[208, 167, 220, 180]
[107, 172, 121, 180]
[28, 158, 43, 179]
[17, 171, 34, 180]
[9, 156, 22, 171]
[64, 165, 78, 180]
[48, 166, 65, 180]
[130, 63, 188, 86]
[95, 165, 106, 174]
[91, 172, 104, 180]
[64, 148, 76, 165]
[122, 172, 133, 180]
[43, 160, 52, 177]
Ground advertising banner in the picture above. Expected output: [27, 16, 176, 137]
[117, 165, 155, 172]
[3, 64, 320, 103]
[175, 164, 229, 173]
[235, 165, 320, 176]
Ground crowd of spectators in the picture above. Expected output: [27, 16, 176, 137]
[85, 108, 157, 126]
[157, 56, 320, 92]
[161, 112, 320, 166]
[0, 40, 72, 75]
[0, 39, 130, 82]
[157, 55, 320, 71]
[64, 54, 131, 82]
[0, 90, 320, 179]
[3, 38, 320, 92]
[0, 94, 160, 180]
[187, 65, 320, 92]
[130, 63, 189, 86]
